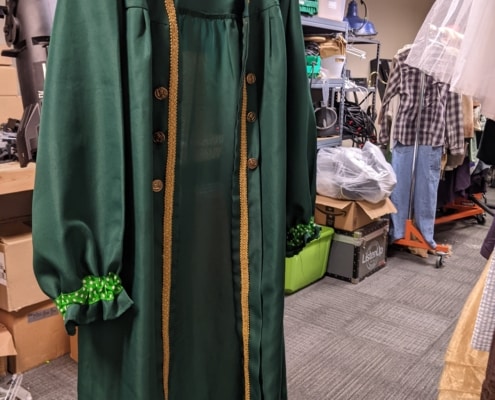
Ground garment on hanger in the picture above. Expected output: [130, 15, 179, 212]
[473, 255, 495, 352]
[450, 0, 495, 120]
[31, 1, 318, 399]
[478, 119, 495, 166]
[389, 144, 443, 248]
[481, 325, 495, 399]
[481, 218, 495, 260]
[379, 47, 464, 154]
[405, 0, 495, 120]
[462, 95, 474, 139]
[437, 155, 472, 208]
[437, 255, 490, 399]
[378, 47, 464, 248]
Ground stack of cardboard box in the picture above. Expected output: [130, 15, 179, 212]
[315, 195, 397, 284]
[0, 45, 24, 124]
[0, 221, 70, 374]
[0, 54, 70, 374]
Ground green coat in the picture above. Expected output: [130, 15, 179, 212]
[32, 0, 318, 399]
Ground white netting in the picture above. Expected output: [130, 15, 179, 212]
[449, 0, 495, 119]
[406, 0, 495, 119]
[405, 0, 471, 84]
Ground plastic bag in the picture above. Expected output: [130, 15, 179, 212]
[316, 141, 397, 203]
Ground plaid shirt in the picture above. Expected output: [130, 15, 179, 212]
[378, 48, 464, 155]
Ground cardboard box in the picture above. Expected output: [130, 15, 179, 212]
[0, 300, 70, 373]
[0, 46, 13, 66]
[0, 221, 49, 311]
[317, 0, 346, 21]
[0, 323, 16, 376]
[0, 95, 23, 122]
[285, 226, 334, 294]
[327, 219, 389, 284]
[0, 66, 19, 96]
[0, 162, 36, 196]
[315, 194, 397, 232]
[0, 191, 33, 223]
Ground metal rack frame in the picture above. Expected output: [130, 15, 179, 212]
[301, 15, 348, 148]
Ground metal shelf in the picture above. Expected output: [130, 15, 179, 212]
[347, 36, 380, 45]
[345, 37, 381, 121]
[310, 78, 345, 89]
[301, 15, 347, 32]
[302, 16, 347, 149]
[317, 136, 342, 148]
[345, 85, 376, 93]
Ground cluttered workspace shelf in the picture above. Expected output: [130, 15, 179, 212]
[0, 162, 35, 195]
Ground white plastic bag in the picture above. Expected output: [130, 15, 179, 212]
[316, 142, 397, 203]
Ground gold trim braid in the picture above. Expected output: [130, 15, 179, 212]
[162, 1, 179, 399]
[239, 83, 251, 400]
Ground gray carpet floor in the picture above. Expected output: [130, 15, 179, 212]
[15, 189, 495, 399]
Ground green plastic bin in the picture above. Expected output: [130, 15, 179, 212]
[299, 0, 319, 15]
[285, 226, 334, 294]
[306, 55, 321, 78]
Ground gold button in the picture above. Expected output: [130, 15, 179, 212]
[153, 131, 166, 144]
[246, 111, 257, 123]
[247, 158, 258, 170]
[246, 73, 257, 85]
[152, 179, 163, 192]
[154, 86, 169, 100]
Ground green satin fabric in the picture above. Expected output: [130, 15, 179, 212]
[32, 1, 317, 399]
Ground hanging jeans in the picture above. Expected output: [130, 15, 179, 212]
[390, 142, 443, 249]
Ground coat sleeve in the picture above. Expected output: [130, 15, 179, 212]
[444, 88, 465, 156]
[281, 0, 320, 257]
[378, 55, 402, 145]
[32, 0, 133, 335]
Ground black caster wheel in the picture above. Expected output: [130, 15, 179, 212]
[436, 255, 445, 269]
[475, 214, 486, 225]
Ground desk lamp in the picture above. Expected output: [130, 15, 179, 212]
[344, 0, 378, 36]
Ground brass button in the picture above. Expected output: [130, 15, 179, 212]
[247, 158, 258, 170]
[246, 73, 257, 85]
[154, 86, 169, 100]
[246, 111, 257, 123]
[153, 131, 166, 144]
[152, 179, 164, 192]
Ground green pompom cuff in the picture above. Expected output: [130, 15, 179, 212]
[286, 217, 321, 257]
[55, 272, 124, 318]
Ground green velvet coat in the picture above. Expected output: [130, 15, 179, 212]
[32, 0, 317, 399]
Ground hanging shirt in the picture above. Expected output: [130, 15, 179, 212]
[31, 1, 319, 399]
[378, 47, 464, 155]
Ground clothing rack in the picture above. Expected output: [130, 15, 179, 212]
[392, 71, 450, 268]
[435, 194, 489, 225]
[435, 140, 493, 225]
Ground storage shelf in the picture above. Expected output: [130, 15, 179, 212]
[347, 36, 380, 45]
[0, 162, 35, 195]
[301, 15, 347, 32]
[345, 85, 376, 92]
[310, 78, 345, 89]
[317, 136, 342, 148]
[301, 15, 348, 149]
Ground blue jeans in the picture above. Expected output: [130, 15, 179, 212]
[390, 143, 443, 249]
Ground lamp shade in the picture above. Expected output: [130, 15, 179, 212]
[344, 0, 377, 36]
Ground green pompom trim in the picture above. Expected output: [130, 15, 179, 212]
[55, 272, 124, 317]
[287, 217, 320, 256]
